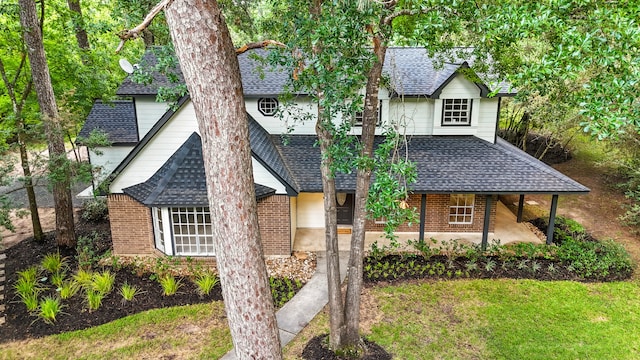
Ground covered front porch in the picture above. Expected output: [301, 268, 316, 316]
[293, 200, 543, 252]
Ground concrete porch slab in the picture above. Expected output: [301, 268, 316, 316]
[293, 201, 541, 252]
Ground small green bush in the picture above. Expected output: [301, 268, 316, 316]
[193, 271, 219, 297]
[41, 252, 68, 274]
[159, 275, 182, 296]
[73, 269, 94, 290]
[119, 283, 140, 303]
[38, 297, 63, 324]
[92, 271, 115, 295]
[58, 280, 80, 300]
[86, 291, 104, 312]
[270, 277, 302, 308]
[76, 232, 102, 271]
[557, 236, 634, 280]
[81, 197, 108, 222]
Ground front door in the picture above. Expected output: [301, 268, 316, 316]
[336, 193, 354, 225]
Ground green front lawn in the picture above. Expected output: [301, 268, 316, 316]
[367, 279, 640, 360]
[284, 279, 640, 359]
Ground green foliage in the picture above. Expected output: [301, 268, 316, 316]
[58, 280, 81, 300]
[41, 252, 68, 274]
[80, 197, 109, 223]
[38, 296, 63, 324]
[269, 277, 303, 308]
[73, 269, 94, 290]
[556, 236, 634, 280]
[76, 232, 103, 270]
[407, 238, 438, 258]
[193, 271, 219, 297]
[159, 274, 182, 296]
[14, 266, 43, 312]
[86, 291, 104, 312]
[91, 271, 115, 295]
[119, 283, 141, 303]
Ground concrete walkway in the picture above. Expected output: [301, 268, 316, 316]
[220, 251, 349, 359]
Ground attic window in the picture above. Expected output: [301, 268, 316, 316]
[258, 98, 279, 116]
[442, 99, 472, 126]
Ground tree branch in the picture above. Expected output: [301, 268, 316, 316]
[235, 40, 285, 54]
[116, 0, 173, 53]
[383, 6, 439, 26]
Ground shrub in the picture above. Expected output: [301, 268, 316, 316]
[92, 271, 115, 295]
[193, 271, 219, 297]
[159, 275, 182, 296]
[270, 277, 302, 308]
[76, 232, 102, 271]
[22, 292, 40, 313]
[555, 236, 633, 280]
[81, 197, 108, 222]
[119, 283, 140, 303]
[86, 291, 104, 312]
[407, 238, 437, 258]
[73, 269, 94, 290]
[58, 280, 80, 300]
[41, 252, 68, 274]
[17, 266, 40, 284]
[50, 272, 66, 288]
[38, 297, 63, 324]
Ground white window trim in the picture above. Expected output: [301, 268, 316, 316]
[449, 194, 475, 225]
[152, 207, 215, 256]
[442, 99, 472, 126]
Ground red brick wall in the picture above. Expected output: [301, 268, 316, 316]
[108, 194, 156, 256]
[365, 193, 496, 233]
[108, 194, 292, 257]
[257, 195, 291, 256]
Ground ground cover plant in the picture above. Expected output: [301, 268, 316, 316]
[364, 216, 634, 284]
[1, 216, 304, 343]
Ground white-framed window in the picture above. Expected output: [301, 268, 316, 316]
[152, 207, 215, 256]
[442, 99, 472, 126]
[449, 194, 475, 224]
[258, 98, 279, 116]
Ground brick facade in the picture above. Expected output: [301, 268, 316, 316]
[257, 195, 291, 256]
[108, 194, 156, 256]
[366, 193, 496, 233]
[108, 194, 292, 258]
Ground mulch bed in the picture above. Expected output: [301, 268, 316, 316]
[1, 219, 222, 344]
[302, 335, 392, 360]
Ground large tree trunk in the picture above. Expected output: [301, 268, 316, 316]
[19, 0, 76, 248]
[67, 0, 90, 50]
[164, 2, 282, 359]
[317, 119, 346, 349]
[343, 39, 388, 347]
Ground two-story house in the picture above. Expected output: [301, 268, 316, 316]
[79, 48, 588, 258]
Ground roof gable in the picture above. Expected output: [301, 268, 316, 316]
[123, 132, 276, 206]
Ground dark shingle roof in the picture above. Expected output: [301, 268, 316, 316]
[248, 115, 298, 193]
[115, 48, 516, 98]
[123, 132, 276, 206]
[116, 49, 184, 96]
[78, 100, 138, 144]
[273, 135, 589, 194]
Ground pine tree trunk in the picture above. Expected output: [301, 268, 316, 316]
[164, 2, 282, 359]
[19, 0, 76, 248]
[343, 37, 388, 347]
